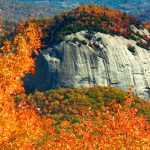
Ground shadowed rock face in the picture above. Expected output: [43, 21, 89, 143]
[24, 29, 150, 99]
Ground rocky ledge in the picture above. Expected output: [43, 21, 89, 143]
[24, 28, 150, 99]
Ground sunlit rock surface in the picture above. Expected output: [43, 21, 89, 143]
[24, 30, 150, 99]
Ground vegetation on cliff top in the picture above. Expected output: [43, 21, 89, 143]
[27, 5, 150, 50]
[38, 5, 142, 46]
[1, 5, 149, 50]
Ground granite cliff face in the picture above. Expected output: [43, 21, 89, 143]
[24, 27, 150, 99]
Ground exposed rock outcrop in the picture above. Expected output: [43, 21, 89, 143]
[24, 29, 150, 99]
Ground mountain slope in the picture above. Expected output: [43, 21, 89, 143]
[24, 5, 150, 99]
[41, 5, 142, 47]
[19, 0, 150, 21]
[0, 0, 149, 23]
[31, 5, 149, 50]
[0, 0, 53, 22]
[17, 86, 150, 124]
[24, 30, 150, 99]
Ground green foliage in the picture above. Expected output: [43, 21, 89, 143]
[16, 86, 150, 132]
[81, 40, 87, 45]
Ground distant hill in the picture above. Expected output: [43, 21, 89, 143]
[0, 0, 53, 22]
[0, 0, 53, 38]
[18, 0, 150, 21]
[0, 0, 149, 23]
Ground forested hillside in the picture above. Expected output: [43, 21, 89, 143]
[18, 0, 150, 21]
[28, 5, 149, 50]
[0, 0, 150, 22]
[0, 4, 150, 149]
[0, 0, 53, 22]
[0, 0, 149, 39]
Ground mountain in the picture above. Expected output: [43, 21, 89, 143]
[0, 4, 150, 149]
[0, 0, 53, 22]
[0, 0, 149, 22]
[24, 5, 150, 100]
[0, 0, 53, 38]
[18, 0, 150, 21]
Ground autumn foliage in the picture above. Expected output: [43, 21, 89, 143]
[144, 22, 150, 31]
[0, 22, 54, 149]
[41, 4, 142, 47]
[0, 8, 150, 149]
[42, 92, 150, 150]
[0, 22, 42, 100]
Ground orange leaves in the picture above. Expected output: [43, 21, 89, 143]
[30, 67, 36, 75]
[22, 22, 43, 54]
[143, 22, 150, 31]
[0, 22, 42, 99]
[0, 22, 51, 149]
[60, 120, 70, 128]
[0, 101, 54, 149]
[71, 5, 121, 18]
[41, 92, 150, 150]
